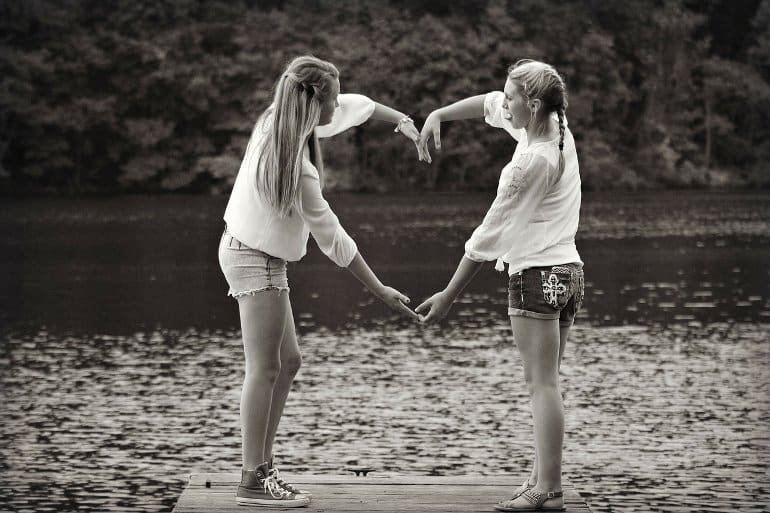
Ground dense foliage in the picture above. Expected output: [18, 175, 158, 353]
[1, 0, 769, 194]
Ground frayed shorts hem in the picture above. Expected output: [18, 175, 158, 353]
[228, 286, 290, 298]
[508, 307, 574, 327]
[508, 307, 559, 320]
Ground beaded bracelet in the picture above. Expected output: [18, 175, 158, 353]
[394, 115, 414, 133]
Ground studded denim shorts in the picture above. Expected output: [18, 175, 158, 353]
[508, 263, 585, 327]
[218, 228, 289, 298]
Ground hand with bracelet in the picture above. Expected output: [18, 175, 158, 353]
[371, 103, 429, 161]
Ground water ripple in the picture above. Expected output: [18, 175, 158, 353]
[1, 322, 769, 512]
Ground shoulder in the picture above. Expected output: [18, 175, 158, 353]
[315, 93, 375, 139]
[512, 151, 551, 173]
[301, 159, 320, 180]
[483, 91, 525, 141]
[484, 90, 504, 109]
[507, 151, 555, 188]
[338, 93, 376, 112]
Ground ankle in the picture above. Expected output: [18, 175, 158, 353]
[240, 461, 270, 484]
[532, 484, 562, 496]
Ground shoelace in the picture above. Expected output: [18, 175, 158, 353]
[270, 467, 298, 493]
[263, 473, 292, 499]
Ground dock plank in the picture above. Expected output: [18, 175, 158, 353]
[173, 473, 593, 513]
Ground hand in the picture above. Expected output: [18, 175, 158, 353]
[376, 285, 419, 321]
[418, 111, 442, 164]
[395, 118, 430, 162]
[415, 290, 453, 324]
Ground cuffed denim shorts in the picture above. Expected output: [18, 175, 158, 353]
[508, 263, 585, 327]
[218, 228, 289, 298]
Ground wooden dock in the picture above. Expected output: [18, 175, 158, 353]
[173, 473, 593, 512]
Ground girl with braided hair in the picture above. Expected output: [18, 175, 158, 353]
[219, 55, 421, 507]
[416, 59, 583, 512]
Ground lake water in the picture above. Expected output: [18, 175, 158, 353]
[1, 191, 769, 512]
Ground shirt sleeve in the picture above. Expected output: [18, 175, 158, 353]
[464, 153, 551, 262]
[296, 162, 358, 267]
[484, 91, 526, 142]
[315, 93, 376, 139]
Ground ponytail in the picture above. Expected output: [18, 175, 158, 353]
[255, 56, 338, 217]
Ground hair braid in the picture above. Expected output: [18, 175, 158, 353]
[556, 106, 566, 178]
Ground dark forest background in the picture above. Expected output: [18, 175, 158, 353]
[1, 0, 769, 195]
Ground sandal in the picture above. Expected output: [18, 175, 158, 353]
[494, 488, 565, 512]
[510, 480, 534, 500]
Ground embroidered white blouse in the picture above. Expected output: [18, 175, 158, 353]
[223, 94, 376, 267]
[464, 91, 582, 275]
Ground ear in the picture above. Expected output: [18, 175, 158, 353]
[529, 98, 542, 113]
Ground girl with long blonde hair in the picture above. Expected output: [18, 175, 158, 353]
[220, 55, 420, 507]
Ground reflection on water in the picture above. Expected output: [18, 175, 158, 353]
[1, 192, 769, 333]
[1, 191, 769, 512]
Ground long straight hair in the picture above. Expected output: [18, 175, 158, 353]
[255, 56, 338, 217]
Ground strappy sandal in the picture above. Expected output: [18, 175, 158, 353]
[494, 488, 565, 512]
[509, 480, 534, 500]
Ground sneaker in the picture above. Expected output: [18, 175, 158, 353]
[269, 466, 313, 499]
[236, 462, 310, 507]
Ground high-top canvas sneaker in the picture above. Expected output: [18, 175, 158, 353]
[269, 457, 313, 499]
[236, 462, 310, 507]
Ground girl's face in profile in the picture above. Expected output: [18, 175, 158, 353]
[503, 78, 531, 130]
[318, 78, 341, 126]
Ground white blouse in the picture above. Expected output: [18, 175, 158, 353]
[223, 93, 376, 267]
[464, 91, 582, 275]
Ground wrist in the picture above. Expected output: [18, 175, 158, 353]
[372, 282, 388, 298]
[393, 115, 413, 133]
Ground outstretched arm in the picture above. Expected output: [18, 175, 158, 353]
[419, 94, 485, 163]
[415, 256, 484, 323]
[297, 164, 417, 321]
[347, 252, 418, 320]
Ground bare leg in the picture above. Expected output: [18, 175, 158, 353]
[237, 290, 288, 470]
[527, 323, 571, 487]
[511, 316, 564, 497]
[264, 299, 302, 461]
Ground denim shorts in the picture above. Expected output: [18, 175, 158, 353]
[218, 229, 289, 298]
[508, 263, 584, 326]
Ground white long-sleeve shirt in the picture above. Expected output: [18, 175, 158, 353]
[223, 94, 376, 267]
[464, 91, 582, 275]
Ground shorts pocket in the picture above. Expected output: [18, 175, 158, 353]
[540, 267, 572, 310]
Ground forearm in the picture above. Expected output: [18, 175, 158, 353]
[443, 256, 485, 300]
[371, 101, 408, 124]
[346, 252, 385, 297]
[433, 94, 485, 122]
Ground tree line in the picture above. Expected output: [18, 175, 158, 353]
[1, 0, 769, 195]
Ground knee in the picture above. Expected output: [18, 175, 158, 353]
[523, 370, 559, 395]
[245, 359, 282, 386]
[281, 352, 302, 378]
